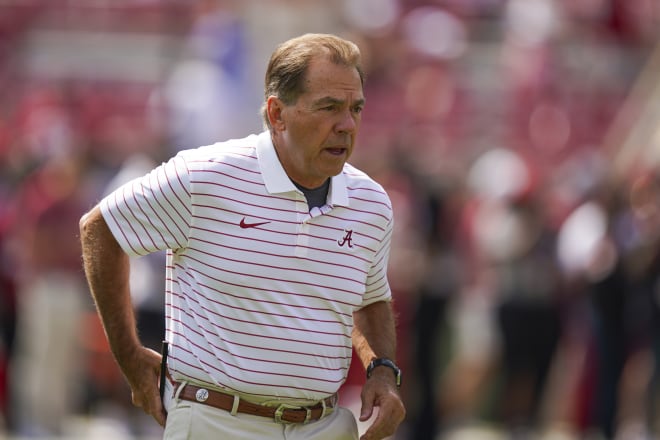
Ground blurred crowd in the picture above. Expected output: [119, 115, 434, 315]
[0, 0, 659, 439]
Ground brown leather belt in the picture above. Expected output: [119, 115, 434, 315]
[177, 383, 336, 424]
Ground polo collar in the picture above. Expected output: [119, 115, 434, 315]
[256, 131, 349, 207]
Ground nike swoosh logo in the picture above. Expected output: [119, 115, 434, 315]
[239, 217, 271, 229]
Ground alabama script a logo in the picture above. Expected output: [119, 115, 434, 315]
[337, 229, 354, 248]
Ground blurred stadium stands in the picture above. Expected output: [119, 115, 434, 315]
[0, 1, 659, 439]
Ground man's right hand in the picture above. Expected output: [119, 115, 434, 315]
[80, 207, 167, 426]
[122, 346, 167, 426]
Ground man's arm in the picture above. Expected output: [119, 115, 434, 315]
[352, 301, 406, 440]
[79, 205, 166, 426]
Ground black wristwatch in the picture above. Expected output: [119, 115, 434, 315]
[367, 358, 402, 388]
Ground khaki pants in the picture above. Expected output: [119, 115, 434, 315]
[163, 383, 358, 440]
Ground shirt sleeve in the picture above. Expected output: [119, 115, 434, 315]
[100, 154, 192, 257]
[360, 216, 394, 308]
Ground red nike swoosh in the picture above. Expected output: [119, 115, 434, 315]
[239, 218, 271, 229]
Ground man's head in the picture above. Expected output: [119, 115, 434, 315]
[263, 33, 366, 189]
[261, 33, 365, 130]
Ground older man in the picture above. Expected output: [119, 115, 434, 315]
[80, 33, 405, 440]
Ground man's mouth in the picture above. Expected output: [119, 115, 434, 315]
[324, 147, 347, 156]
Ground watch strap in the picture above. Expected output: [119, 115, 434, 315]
[367, 358, 402, 387]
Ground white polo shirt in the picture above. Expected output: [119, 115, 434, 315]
[101, 131, 393, 401]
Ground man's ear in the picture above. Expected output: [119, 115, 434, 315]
[266, 96, 286, 131]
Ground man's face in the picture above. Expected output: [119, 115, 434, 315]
[270, 56, 365, 189]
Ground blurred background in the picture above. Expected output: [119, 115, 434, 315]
[0, 0, 659, 439]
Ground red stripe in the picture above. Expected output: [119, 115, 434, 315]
[156, 167, 190, 232]
[138, 180, 178, 247]
[164, 161, 191, 215]
[181, 256, 363, 301]
[127, 184, 159, 250]
[107, 193, 141, 255]
[168, 301, 351, 350]
[193, 234, 369, 276]
[169, 276, 353, 319]
[132, 183, 166, 247]
[189, 222, 375, 265]
[147, 173, 187, 245]
[187, 245, 365, 289]
[167, 313, 348, 369]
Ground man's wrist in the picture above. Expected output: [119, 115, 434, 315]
[366, 358, 402, 387]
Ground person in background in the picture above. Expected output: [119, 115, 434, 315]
[79, 33, 405, 440]
[11, 155, 90, 435]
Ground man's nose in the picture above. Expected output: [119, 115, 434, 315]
[335, 109, 357, 133]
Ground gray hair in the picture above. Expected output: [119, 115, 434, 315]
[261, 33, 364, 130]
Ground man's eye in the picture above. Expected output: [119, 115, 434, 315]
[353, 106, 364, 114]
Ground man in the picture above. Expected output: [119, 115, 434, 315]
[80, 33, 405, 440]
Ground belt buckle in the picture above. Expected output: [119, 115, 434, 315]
[274, 403, 310, 424]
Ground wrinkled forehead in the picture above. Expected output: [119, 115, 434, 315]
[303, 56, 364, 97]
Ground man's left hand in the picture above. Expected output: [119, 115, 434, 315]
[358, 371, 405, 440]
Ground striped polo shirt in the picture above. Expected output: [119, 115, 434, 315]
[100, 131, 393, 402]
